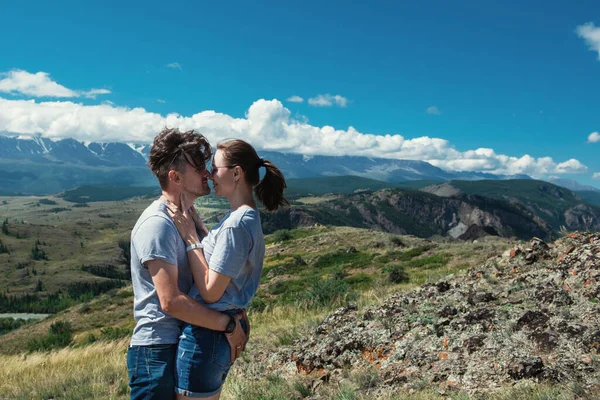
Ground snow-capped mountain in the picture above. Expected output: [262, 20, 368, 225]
[0, 133, 533, 182]
[0, 134, 148, 167]
[0, 132, 541, 194]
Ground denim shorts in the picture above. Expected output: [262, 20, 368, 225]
[127, 343, 178, 400]
[175, 323, 232, 398]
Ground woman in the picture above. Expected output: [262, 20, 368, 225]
[166, 139, 288, 399]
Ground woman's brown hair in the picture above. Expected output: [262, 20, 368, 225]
[217, 139, 288, 211]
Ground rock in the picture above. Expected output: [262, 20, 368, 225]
[508, 357, 544, 380]
[516, 310, 549, 330]
[274, 231, 600, 395]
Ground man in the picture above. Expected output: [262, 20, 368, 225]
[127, 128, 235, 399]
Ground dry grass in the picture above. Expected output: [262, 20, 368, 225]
[0, 339, 129, 399]
[0, 284, 595, 399]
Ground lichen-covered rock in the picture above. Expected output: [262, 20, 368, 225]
[275, 232, 600, 395]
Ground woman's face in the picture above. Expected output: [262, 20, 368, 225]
[209, 149, 235, 198]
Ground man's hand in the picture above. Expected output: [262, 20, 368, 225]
[225, 313, 250, 363]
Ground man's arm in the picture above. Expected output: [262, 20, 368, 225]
[147, 259, 229, 331]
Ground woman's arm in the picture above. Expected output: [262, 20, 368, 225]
[186, 248, 232, 303]
[166, 194, 231, 303]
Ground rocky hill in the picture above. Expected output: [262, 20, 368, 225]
[261, 188, 555, 240]
[274, 232, 600, 396]
[423, 180, 600, 233]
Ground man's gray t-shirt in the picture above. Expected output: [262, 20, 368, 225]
[189, 207, 264, 311]
[129, 200, 193, 345]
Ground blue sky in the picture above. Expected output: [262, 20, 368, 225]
[1, 0, 600, 186]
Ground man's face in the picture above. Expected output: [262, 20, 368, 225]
[180, 154, 211, 197]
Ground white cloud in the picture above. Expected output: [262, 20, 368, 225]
[555, 159, 588, 174]
[307, 94, 348, 107]
[0, 70, 110, 99]
[286, 95, 304, 103]
[81, 88, 111, 99]
[588, 131, 600, 143]
[167, 62, 182, 70]
[593, 173, 600, 179]
[0, 96, 587, 178]
[426, 106, 441, 115]
[577, 22, 600, 59]
[156, 99, 166, 104]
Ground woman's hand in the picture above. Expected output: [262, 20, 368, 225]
[165, 194, 200, 245]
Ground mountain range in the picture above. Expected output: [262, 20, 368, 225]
[1, 133, 598, 196]
[0, 133, 542, 194]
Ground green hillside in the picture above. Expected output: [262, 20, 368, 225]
[0, 160, 156, 195]
[448, 179, 581, 206]
[285, 176, 440, 197]
[576, 190, 600, 206]
[59, 185, 160, 203]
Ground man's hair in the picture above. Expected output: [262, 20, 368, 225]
[148, 127, 212, 189]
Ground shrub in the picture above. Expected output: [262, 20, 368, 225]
[353, 368, 380, 390]
[99, 326, 130, 341]
[269, 279, 305, 296]
[299, 278, 357, 308]
[331, 269, 348, 280]
[272, 229, 293, 242]
[292, 255, 306, 266]
[248, 295, 268, 312]
[83, 333, 97, 345]
[388, 264, 409, 284]
[345, 273, 373, 289]
[27, 321, 73, 352]
[0, 317, 29, 335]
[276, 328, 298, 345]
[38, 199, 57, 205]
[390, 236, 405, 247]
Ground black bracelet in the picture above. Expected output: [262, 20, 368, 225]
[224, 314, 236, 333]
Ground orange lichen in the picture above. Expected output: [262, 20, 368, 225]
[361, 346, 394, 363]
[442, 337, 449, 349]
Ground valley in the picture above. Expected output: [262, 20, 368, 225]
[0, 179, 598, 399]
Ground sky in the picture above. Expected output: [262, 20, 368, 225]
[1, 0, 600, 185]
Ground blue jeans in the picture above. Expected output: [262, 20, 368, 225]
[175, 324, 232, 398]
[127, 343, 178, 400]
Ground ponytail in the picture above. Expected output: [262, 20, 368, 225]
[254, 159, 289, 211]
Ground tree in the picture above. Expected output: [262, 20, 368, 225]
[31, 242, 48, 261]
[0, 239, 8, 254]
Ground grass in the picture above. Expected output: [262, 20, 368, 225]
[0, 197, 534, 399]
[264, 225, 330, 244]
[0, 339, 129, 399]
[0, 271, 596, 399]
